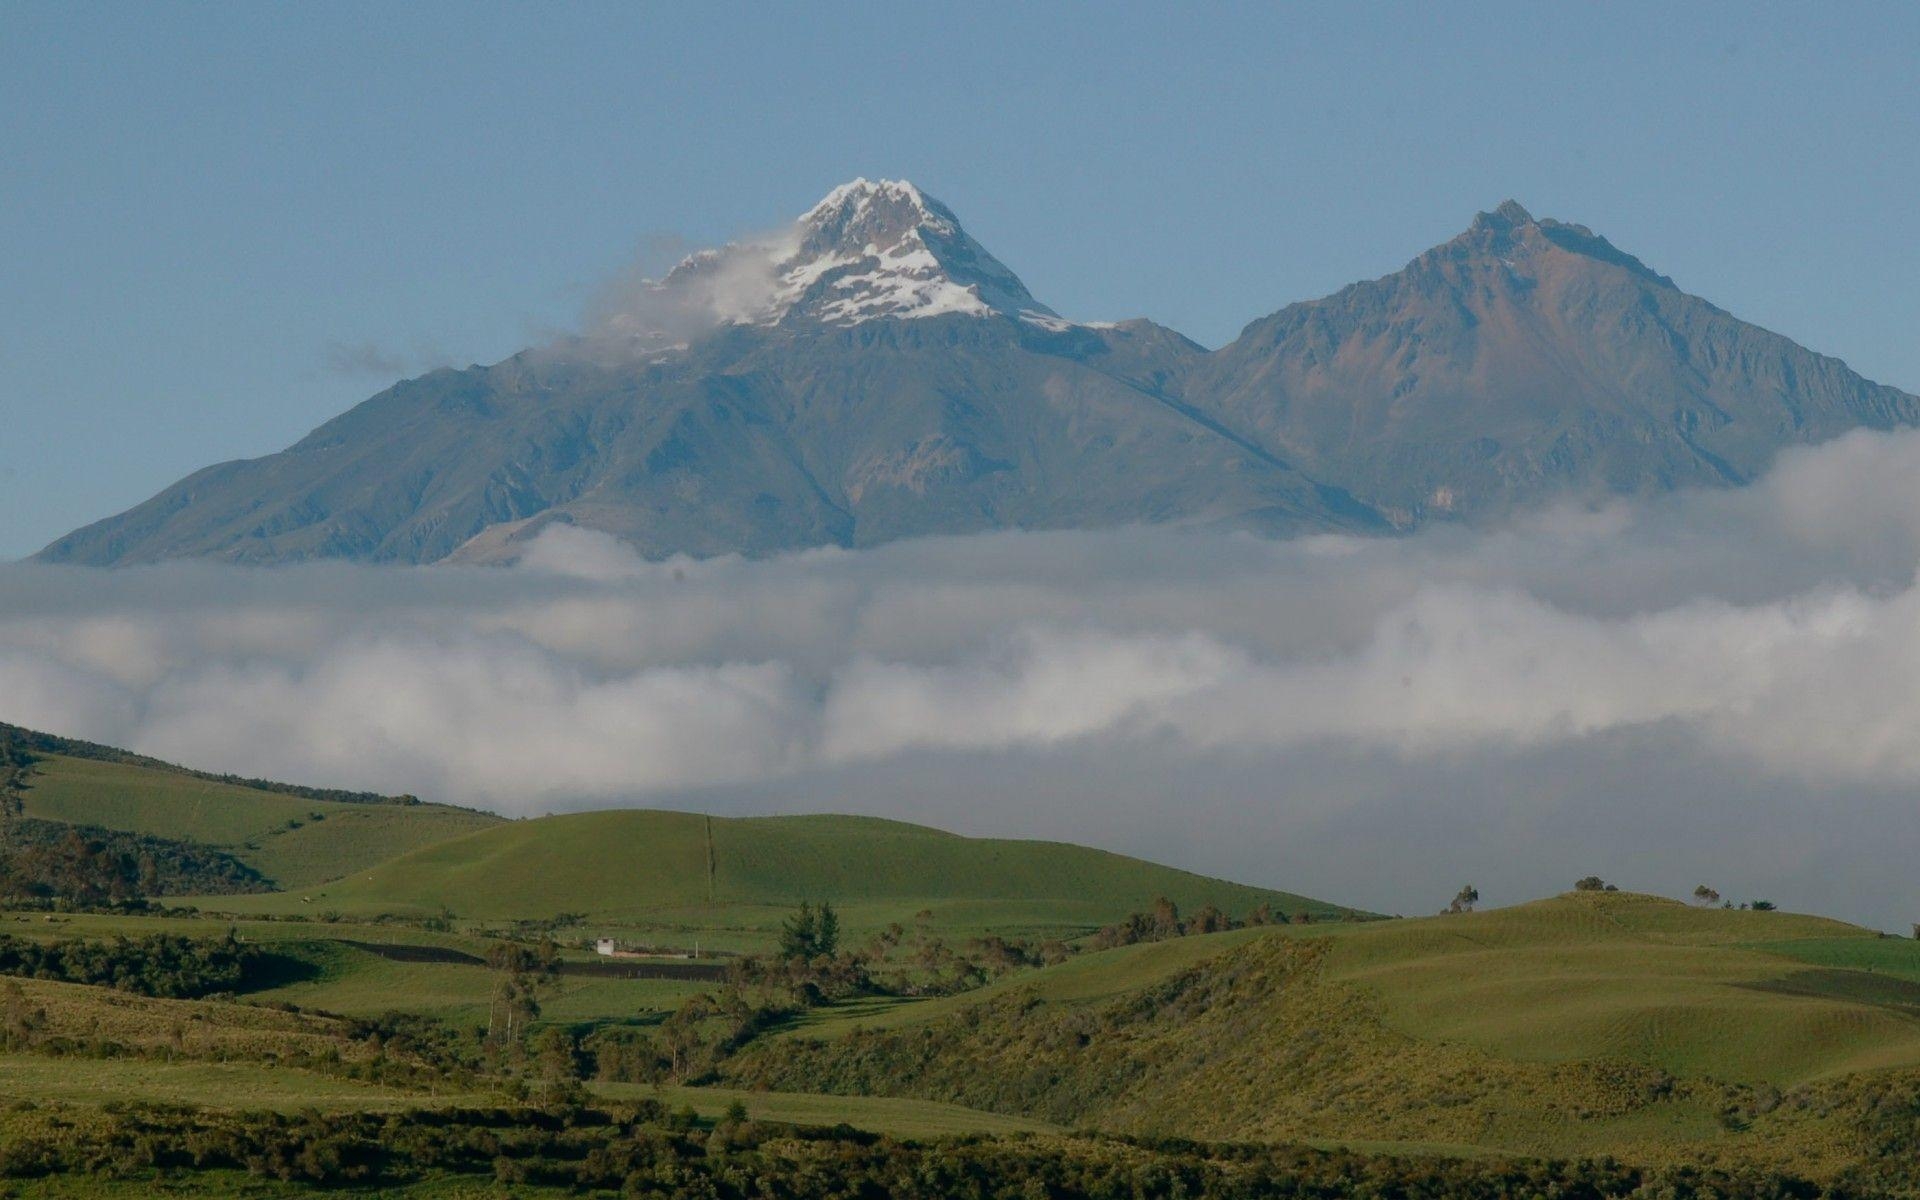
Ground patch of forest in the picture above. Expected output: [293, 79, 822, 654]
[0, 818, 270, 901]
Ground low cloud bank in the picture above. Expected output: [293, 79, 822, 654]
[6, 429, 1920, 927]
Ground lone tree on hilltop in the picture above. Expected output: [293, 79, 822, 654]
[1693, 884, 1721, 906]
[1573, 876, 1617, 893]
[1448, 885, 1479, 914]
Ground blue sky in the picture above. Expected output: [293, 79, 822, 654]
[3, 1, 1917, 559]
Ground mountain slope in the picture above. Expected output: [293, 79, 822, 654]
[2, 722, 500, 889]
[1194, 201, 1920, 523]
[38, 187, 1918, 564]
[220, 808, 1358, 928]
[39, 181, 1378, 565]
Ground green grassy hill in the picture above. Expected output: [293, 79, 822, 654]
[212, 808, 1353, 935]
[728, 890, 1920, 1182]
[12, 750, 500, 890]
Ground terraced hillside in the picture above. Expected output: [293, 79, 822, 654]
[729, 890, 1920, 1183]
[212, 809, 1355, 937]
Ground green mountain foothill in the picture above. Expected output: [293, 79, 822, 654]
[5, 718, 1920, 1196]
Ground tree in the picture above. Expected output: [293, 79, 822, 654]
[815, 902, 840, 958]
[779, 901, 839, 961]
[1750, 899, 1776, 912]
[1151, 896, 1181, 937]
[1573, 876, 1609, 892]
[1693, 884, 1721, 906]
[778, 902, 818, 960]
[1189, 903, 1233, 934]
[532, 1027, 584, 1102]
[1448, 885, 1479, 914]
[484, 940, 557, 1050]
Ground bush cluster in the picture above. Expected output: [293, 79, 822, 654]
[0, 931, 263, 998]
[0, 1101, 1849, 1196]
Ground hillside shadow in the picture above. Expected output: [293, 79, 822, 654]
[238, 950, 326, 992]
[1737, 968, 1920, 1015]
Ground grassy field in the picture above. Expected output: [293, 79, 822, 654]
[18, 754, 498, 889]
[238, 939, 709, 1026]
[4, 888, 1920, 1191]
[726, 890, 1920, 1179]
[0, 1054, 454, 1112]
[1308, 892, 1920, 1085]
[0, 922, 712, 1030]
[780, 923, 1278, 1039]
[772, 890, 1920, 1086]
[203, 809, 1352, 939]
[0, 973, 378, 1065]
[1746, 933, 1920, 983]
[0, 1057, 1042, 1138]
[17, 722, 1920, 1188]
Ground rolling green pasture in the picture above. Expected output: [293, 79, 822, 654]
[784, 891, 1920, 1088]
[20, 722, 1920, 1186]
[730, 889, 1920, 1177]
[1311, 892, 1920, 1085]
[782, 923, 1276, 1039]
[1746, 933, 1920, 982]
[208, 809, 1348, 939]
[18, 755, 498, 889]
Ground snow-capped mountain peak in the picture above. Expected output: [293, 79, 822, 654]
[778, 177, 1057, 324]
[624, 179, 1057, 339]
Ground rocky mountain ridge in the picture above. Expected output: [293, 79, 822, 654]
[38, 182, 1918, 565]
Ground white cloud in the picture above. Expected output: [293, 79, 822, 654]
[577, 225, 801, 352]
[8, 428, 1920, 926]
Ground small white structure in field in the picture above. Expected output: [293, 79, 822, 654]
[595, 937, 700, 960]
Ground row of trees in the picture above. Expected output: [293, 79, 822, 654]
[1444, 880, 1778, 912]
[1089, 897, 1312, 950]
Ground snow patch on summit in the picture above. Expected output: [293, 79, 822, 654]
[599, 178, 1098, 342]
[770, 177, 1060, 324]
